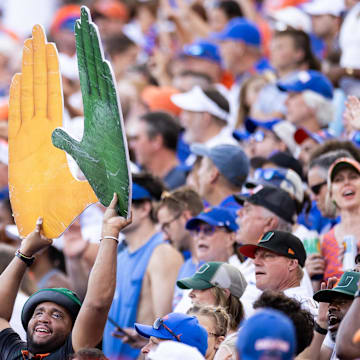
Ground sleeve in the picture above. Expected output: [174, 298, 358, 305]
[321, 231, 343, 281]
[0, 328, 26, 359]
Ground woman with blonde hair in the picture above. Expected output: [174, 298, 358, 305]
[321, 157, 360, 281]
[177, 262, 247, 333]
[187, 304, 230, 360]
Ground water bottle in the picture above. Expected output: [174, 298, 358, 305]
[342, 235, 358, 271]
[303, 234, 323, 280]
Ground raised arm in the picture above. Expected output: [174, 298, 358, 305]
[0, 219, 52, 331]
[336, 293, 360, 359]
[71, 194, 131, 351]
[148, 243, 183, 317]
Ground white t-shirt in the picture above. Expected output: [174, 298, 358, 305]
[283, 286, 319, 318]
[339, 3, 360, 68]
[233, 257, 315, 317]
[10, 291, 28, 340]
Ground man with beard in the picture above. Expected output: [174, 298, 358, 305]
[0, 194, 131, 359]
[309, 270, 360, 360]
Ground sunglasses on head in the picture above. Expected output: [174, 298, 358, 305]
[310, 181, 327, 195]
[153, 317, 181, 342]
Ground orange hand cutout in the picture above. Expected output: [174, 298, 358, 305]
[8, 25, 98, 238]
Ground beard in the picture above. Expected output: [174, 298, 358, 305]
[26, 328, 68, 354]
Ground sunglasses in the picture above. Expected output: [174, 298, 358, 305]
[153, 317, 181, 342]
[190, 224, 227, 237]
[310, 181, 327, 195]
[254, 168, 286, 182]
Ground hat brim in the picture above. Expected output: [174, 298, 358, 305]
[134, 323, 174, 340]
[238, 244, 259, 258]
[313, 289, 354, 303]
[330, 160, 360, 181]
[177, 277, 213, 290]
[186, 215, 219, 230]
[171, 92, 203, 112]
[277, 83, 300, 94]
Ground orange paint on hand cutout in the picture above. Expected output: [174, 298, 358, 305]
[8, 25, 98, 238]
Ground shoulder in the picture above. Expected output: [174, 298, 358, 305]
[0, 327, 26, 359]
[151, 242, 182, 259]
[148, 243, 183, 269]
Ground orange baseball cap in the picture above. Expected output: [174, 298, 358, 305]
[141, 86, 181, 116]
[93, 0, 128, 21]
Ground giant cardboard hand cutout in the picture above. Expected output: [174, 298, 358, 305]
[52, 7, 131, 217]
[8, 25, 98, 238]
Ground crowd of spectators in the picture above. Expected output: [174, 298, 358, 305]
[2, 0, 360, 359]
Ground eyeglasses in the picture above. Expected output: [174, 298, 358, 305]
[153, 317, 181, 342]
[190, 224, 228, 237]
[310, 181, 327, 195]
[161, 212, 182, 233]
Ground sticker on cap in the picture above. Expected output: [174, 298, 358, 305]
[288, 248, 295, 255]
[260, 231, 274, 243]
[298, 71, 311, 83]
[196, 263, 210, 274]
[336, 275, 355, 288]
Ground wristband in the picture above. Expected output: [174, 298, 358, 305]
[15, 249, 35, 267]
[314, 322, 328, 335]
[100, 236, 119, 243]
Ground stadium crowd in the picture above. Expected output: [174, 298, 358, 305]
[1, 0, 360, 358]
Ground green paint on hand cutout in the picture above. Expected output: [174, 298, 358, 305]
[52, 6, 131, 217]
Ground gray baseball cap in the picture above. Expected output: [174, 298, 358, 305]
[177, 262, 247, 298]
[191, 143, 249, 187]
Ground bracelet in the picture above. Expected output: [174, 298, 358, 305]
[15, 249, 35, 267]
[100, 236, 119, 244]
[314, 322, 328, 335]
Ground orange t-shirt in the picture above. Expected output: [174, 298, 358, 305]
[321, 228, 344, 281]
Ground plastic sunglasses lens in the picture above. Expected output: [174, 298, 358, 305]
[153, 318, 162, 330]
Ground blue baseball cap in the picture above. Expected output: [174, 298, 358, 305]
[237, 309, 296, 360]
[214, 17, 261, 47]
[232, 129, 250, 142]
[186, 206, 238, 232]
[132, 183, 152, 201]
[191, 143, 249, 187]
[277, 70, 333, 99]
[245, 117, 282, 134]
[134, 312, 208, 356]
[181, 40, 222, 64]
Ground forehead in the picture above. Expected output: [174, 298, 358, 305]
[157, 205, 174, 220]
[255, 247, 281, 257]
[33, 301, 69, 315]
[333, 165, 359, 177]
[329, 296, 353, 306]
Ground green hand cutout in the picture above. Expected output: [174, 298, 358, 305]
[52, 6, 131, 217]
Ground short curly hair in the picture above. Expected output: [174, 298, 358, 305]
[253, 290, 314, 354]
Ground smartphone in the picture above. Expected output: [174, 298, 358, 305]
[107, 316, 136, 340]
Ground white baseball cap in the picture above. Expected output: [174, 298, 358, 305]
[302, 0, 345, 17]
[148, 341, 205, 360]
[171, 86, 229, 122]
